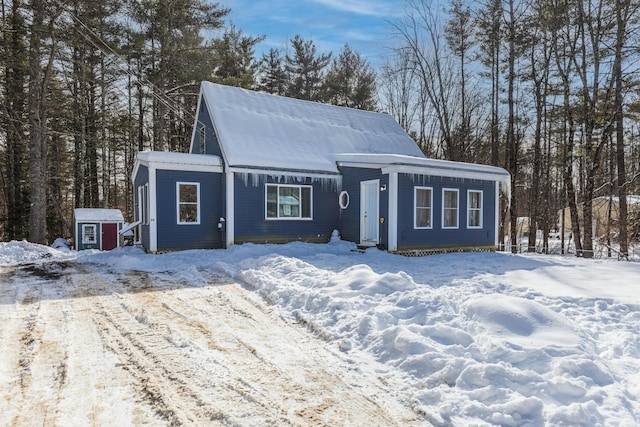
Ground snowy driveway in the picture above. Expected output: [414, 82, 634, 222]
[0, 260, 419, 426]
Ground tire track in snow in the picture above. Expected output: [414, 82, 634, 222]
[91, 295, 229, 425]
[3, 264, 72, 426]
[84, 269, 293, 426]
[160, 271, 416, 426]
[2, 262, 422, 426]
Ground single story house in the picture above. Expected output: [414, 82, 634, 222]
[132, 82, 510, 254]
[74, 208, 124, 251]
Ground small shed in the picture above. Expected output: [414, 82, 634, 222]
[74, 208, 124, 251]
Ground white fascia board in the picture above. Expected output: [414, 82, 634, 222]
[189, 87, 205, 154]
[388, 172, 399, 252]
[380, 165, 510, 183]
[131, 157, 143, 183]
[337, 157, 510, 183]
[495, 181, 500, 248]
[225, 170, 234, 248]
[146, 160, 222, 173]
[202, 91, 232, 167]
[336, 161, 385, 170]
[133, 155, 215, 183]
[74, 220, 79, 251]
[149, 165, 158, 252]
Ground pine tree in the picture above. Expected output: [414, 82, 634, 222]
[1, 0, 29, 240]
[444, 0, 474, 160]
[63, 0, 121, 209]
[258, 48, 287, 95]
[130, 0, 229, 151]
[324, 44, 376, 111]
[285, 35, 331, 101]
[475, 0, 502, 167]
[28, 0, 60, 244]
[212, 25, 264, 89]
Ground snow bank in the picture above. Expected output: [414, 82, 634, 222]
[0, 240, 75, 267]
[6, 239, 640, 425]
[201, 244, 639, 426]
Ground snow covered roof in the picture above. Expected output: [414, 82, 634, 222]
[74, 208, 124, 223]
[336, 153, 510, 182]
[200, 82, 425, 173]
[136, 151, 221, 167]
[133, 151, 223, 181]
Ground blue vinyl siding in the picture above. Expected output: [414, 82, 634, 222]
[338, 167, 389, 248]
[133, 165, 150, 250]
[192, 95, 223, 158]
[233, 174, 339, 244]
[156, 169, 223, 251]
[396, 174, 496, 250]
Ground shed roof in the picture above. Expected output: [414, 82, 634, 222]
[136, 151, 222, 167]
[132, 151, 223, 182]
[199, 82, 425, 173]
[336, 153, 510, 180]
[74, 208, 124, 222]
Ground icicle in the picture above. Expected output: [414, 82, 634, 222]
[236, 171, 340, 191]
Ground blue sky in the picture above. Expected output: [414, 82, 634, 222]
[221, 0, 406, 67]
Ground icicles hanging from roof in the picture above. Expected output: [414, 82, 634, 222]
[236, 171, 341, 191]
[405, 173, 491, 186]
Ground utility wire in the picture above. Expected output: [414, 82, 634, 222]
[55, 0, 197, 124]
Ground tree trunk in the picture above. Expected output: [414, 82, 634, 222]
[3, 0, 29, 240]
[506, 0, 518, 254]
[28, 0, 53, 244]
[614, 0, 629, 259]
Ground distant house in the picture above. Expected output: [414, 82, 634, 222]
[131, 82, 510, 254]
[558, 195, 640, 239]
[74, 208, 124, 251]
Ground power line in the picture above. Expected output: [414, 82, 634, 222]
[55, 0, 197, 125]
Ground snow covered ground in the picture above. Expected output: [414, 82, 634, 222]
[1, 237, 639, 426]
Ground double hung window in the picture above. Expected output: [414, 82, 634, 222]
[414, 187, 433, 229]
[82, 224, 97, 244]
[442, 189, 459, 229]
[467, 190, 483, 228]
[177, 182, 200, 224]
[138, 184, 149, 225]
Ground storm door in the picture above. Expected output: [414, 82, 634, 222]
[360, 179, 379, 245]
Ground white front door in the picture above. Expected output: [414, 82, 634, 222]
[360, 179, 379, 245]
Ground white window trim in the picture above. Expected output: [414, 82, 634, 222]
[137, 185, 143, 225]
[82, 224, 97, 244]
[442, 188, 459, 229]
[177, 182, 201, 225]
[339, 191, 350, 209]
[414, 186, 433, 229]
[144, 183, 149, 225]
[265, 183, 313, 220]
[467, 189, 483, 229]
[138, 184, 149, 225]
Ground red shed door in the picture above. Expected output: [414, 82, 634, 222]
[102, 223, 118, 250]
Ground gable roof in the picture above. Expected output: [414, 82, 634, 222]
[198, 82, 425, 174]
[74, 208, 124, 223]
